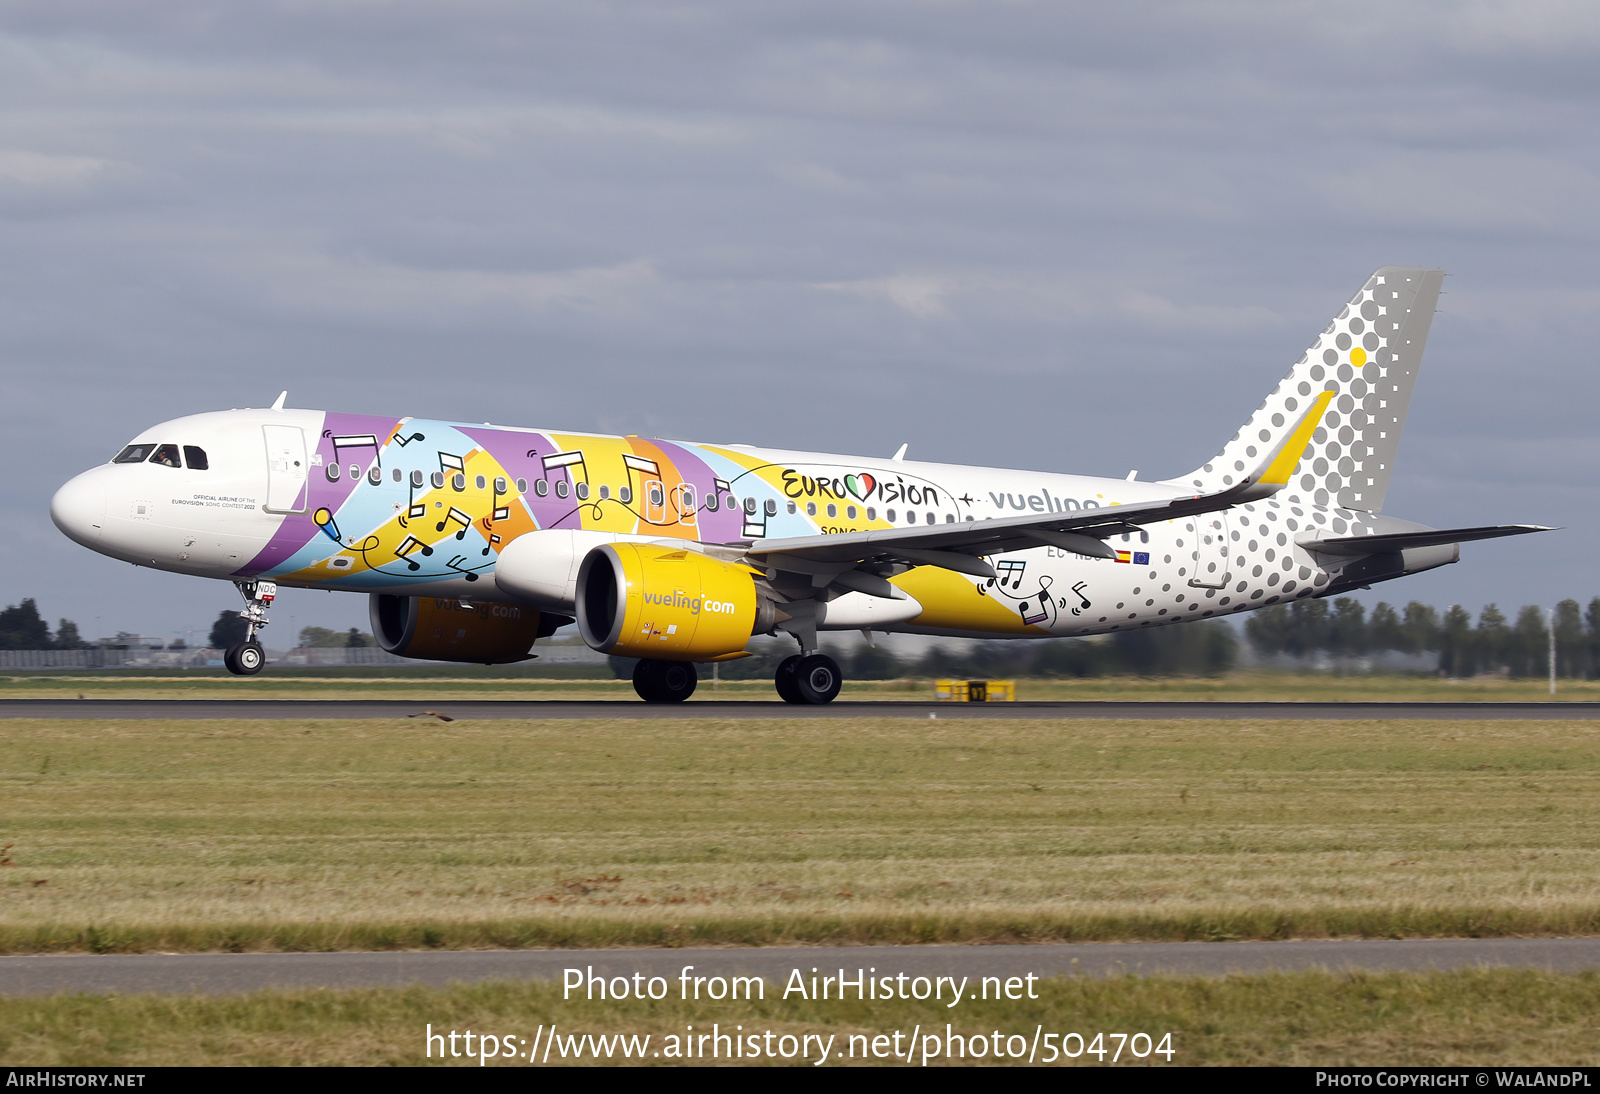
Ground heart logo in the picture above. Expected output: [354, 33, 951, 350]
[845, 473, 876, 501]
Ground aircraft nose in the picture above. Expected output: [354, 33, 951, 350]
[51, 469, 107, 547]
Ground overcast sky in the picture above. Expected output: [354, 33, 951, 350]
[2, 2, 1596, 643]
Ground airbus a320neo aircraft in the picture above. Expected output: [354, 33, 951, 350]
[51, 267, 1548, 702]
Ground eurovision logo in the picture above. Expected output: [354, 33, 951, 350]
[781, 469, 942, 507]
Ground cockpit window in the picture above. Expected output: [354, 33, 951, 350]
[113, 443, 157, 464]
[149, 444, 182, 468]
[183, 446, 209, 470]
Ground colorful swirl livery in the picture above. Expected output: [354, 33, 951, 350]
[51, 267, 1550, 701]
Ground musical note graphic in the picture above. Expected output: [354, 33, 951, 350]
[540, 449, 586, 499]
[435, 506, 472, 538]
[332, 434, 380, 466]
[390, 430, 426, 447]
[1069, 580, 1091, 616]
[312, 507, 342, 543]
[446, 554, 481, 582]
[393, 535, 434, 571]
[542, 450, 585, 479]
[438, 452, 465, 475]
[995, 559, 1027, 590]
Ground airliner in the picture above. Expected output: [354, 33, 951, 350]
[50, 266, 1547, 702]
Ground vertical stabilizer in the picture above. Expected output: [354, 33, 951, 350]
[1164, 266, 1444, 513]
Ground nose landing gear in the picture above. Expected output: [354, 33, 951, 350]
[224, 580, 276, 677]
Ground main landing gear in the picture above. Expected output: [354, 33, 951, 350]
[632, 659, 698, 703]
[774, 653, 842, 705]
[223, 579, 276, 677]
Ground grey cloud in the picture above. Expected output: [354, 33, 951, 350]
[1, 2, 1596, 638]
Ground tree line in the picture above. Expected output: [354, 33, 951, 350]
[1244, 597, 1600, 677]
[0, 600, 87, 650]
[0, 599, 374, 652]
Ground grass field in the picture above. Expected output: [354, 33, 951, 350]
[4, 668, 1600, 702]
[2, 713, 1598, 952]
[3, 970, 1598, 1065]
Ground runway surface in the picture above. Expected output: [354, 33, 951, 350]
[2, 698, 1598, 720]
[5, 939, 1600, 996]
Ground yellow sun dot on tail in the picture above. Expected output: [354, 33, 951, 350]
[1351, 346, 1367, 367]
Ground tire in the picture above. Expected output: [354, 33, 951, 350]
[793, 653, 842, 704]
[633, 659, 697, 703]
[656, 661, 697, 703]
[632, 658, 663, 701]
[774, 655, 804, 703]
[229, 641, 265, 676]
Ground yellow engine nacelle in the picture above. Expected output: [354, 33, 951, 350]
[369, 594, 560, 664]
[575, 543, 774, 660]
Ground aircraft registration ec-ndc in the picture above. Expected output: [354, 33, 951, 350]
[50, 267, 1549, 702]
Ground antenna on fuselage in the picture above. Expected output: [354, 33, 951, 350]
[271, 391, 288, 411]
[892, 443, 908, 461]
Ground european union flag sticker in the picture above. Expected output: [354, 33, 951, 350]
[1133, 551, 1150, 565]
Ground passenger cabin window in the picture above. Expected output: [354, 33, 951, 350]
[113, 443, 157, 464]
[149, 444, 182, 468]
[183, 446, 209, 470]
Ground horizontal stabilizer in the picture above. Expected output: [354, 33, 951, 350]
[1299, 524, 1554, 557]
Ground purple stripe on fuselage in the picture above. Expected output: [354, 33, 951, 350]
[459, 426, 585, 532]
[645, 437, 746, 542]
[234, 412, 398, 578]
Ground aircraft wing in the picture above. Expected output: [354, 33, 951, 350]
[743, 481, 1258, 580]
[1298, 524, 1555, 557]
[739, 392, 1334, 581]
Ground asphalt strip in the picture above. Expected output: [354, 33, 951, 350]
[4, 699, 1600, 720]
[5, 939, 1600, 996]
